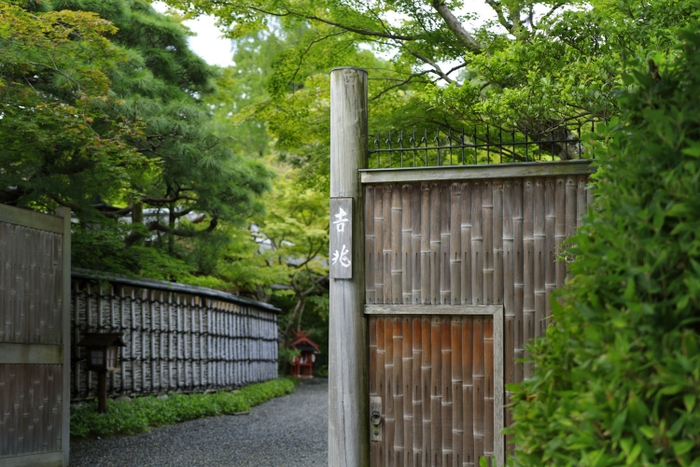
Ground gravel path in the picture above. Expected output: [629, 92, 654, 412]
[69, 380, 328, 467]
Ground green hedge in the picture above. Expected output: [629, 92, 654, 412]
[71, 378, 296, 439]
[507, 19, 700, 467]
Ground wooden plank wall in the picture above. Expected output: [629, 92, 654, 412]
[364, 174, 591, 458]
[369, 315, 495, 467]
[71, 281, 279, 400]
[0, 214, 67, 463]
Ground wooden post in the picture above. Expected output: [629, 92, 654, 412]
[57, 206, 71, 467]
[329, 67, 368, 467]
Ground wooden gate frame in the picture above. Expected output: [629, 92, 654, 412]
[0, 205, 71, 467]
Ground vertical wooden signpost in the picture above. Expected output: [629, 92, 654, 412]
[329, 67, 368, 467]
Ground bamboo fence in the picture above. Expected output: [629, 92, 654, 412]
[70, 273, 280, 400]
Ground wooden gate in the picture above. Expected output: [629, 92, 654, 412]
[367, 306, 503, 467]
[0, 205, 71, 467]
[362, 173, 592, 466]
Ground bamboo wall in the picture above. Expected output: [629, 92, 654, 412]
[364, 171, 592, 462]
[71, 277, 280, 400]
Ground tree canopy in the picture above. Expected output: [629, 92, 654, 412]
[163, 0, 699, 188]
[1, 0, 274, 280]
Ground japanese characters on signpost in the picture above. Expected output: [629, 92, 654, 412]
[330, 198, 353, 279]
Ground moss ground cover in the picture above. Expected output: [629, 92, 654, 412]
[71, 378, 296, 439]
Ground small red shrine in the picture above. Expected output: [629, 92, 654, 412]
[289, 330, 320, 378]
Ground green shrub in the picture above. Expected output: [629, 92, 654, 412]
[71, 378, 296, 440]
[507, 21, 700, 467]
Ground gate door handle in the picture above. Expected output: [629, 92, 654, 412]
[369, 396, 382, 442]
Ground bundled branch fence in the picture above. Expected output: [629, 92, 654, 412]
[70, 271, 281, 401]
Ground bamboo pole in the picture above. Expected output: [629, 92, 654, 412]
[522, 179, 534, 380]
[450, 184, 462, 306]
[482, 182, 494, 306]
[483, 319, 494, 462]
[440, 186, 451, 305]
[430, 318, 442, 467]
[402, 185, 413, 305]
[377, 318, 387, 466]
[462, 318, 474, 467]
[393, 318, 405, 466]
[420, 184, 431, 305]
[471, 182, 483, 307]
[376, 186, 385, 303]
[385, 317, 396, 467]
[534, 180, 546, 340]
[421, 318, 432, 466]
[329, 67, 368, 467]
[472, 317, 484, 463]
[554, 177, 566, 290]
[430, 184, 441, 305]
[545, 179, 556, 330]
[412, 318, 423, 466]
[402, 318, 413, 467]
[412, 187, 422, 305]
[441, 318, 453, 466]
[565, 176, 577, 283]
[451, 319, 463, 467]
[366, 186, 376, 304]
[385, 186, 394, 304]
[577, 176, 587, 229]
[512, 180, 524, 383]
[461, 183, 472, 305]
[392, 187, 403, 304]
[493, 181, 504, 310]
[502, 180, 515, 450]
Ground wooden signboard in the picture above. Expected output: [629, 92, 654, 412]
[330, 198, 353, 279]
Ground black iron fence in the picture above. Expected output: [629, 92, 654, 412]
[369, 121, 597, 169]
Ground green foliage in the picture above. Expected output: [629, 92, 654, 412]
[70, 378, 296, 439]
[0, 2, 146, 210]
[163, 0, 699, 191]
[507, 19, 700, 467]
[1, 0, 274, 285]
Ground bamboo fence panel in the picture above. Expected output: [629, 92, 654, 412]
[370, 312, 501, 467]
[364, 171, 593, 462]
[70, 276, 279, 400]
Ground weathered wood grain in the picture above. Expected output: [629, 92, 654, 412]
[329, 67, 368, 467]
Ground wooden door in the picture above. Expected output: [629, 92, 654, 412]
[0, 205, 71, 467]
[367, 305, 504, 467]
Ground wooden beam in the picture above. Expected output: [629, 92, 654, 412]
[0, 450, 63, 467]
[0, 344, 62, 364]
[360, 160, 595, 185]
[365, 305, 502, 316]
[329, 67, 369, 467]
[0, 204, 64, 234]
